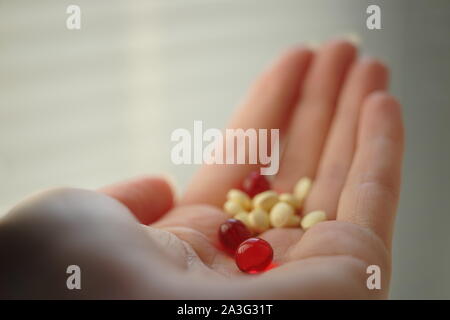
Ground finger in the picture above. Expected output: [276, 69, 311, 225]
[304, 58, 388, 219]
[182, 47, 313, 206]
[274, 39, 357, 191]
[99, 176, 174, 225]
[337, 92, 404, 248]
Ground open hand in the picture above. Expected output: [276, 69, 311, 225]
[0, 39, 404, 299]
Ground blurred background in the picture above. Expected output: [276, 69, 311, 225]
[1, 0, 449, 299]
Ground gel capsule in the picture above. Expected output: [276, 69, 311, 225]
[241, 171, 271, 198]
[235, 238, 273, 273]
[218, 219, 252, 254]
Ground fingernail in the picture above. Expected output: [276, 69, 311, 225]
[304, 41, 320, 50]
[340, 32, 362, 47]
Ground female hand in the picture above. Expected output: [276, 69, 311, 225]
[0, 39, 403, 299]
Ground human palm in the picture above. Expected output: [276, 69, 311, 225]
[0, 39, 403, 299]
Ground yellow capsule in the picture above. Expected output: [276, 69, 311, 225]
[223, 200, 245, 217]
[279, 193, 300, 209]
[270, 202, 295, 228]
[234, 212, 252, 230]
[248, 208, 270, 233]
[227, 189, 252, 211]
[301, 210, 326, 230]
[252, 190, 278, 212]
[293, 177, 312, 208]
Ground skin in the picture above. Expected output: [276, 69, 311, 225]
[0, 39, 404, 299]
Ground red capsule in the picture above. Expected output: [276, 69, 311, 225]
[235, 238, 273, 274]
[218, 219, 252, 254]
[241, 171, 271, 198]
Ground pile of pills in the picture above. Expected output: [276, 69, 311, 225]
[218, 171, 327, 274]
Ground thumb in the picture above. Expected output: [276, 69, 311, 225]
[99, 175, 174, 225]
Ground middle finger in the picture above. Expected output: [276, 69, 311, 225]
[274, 39, 357, 192]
